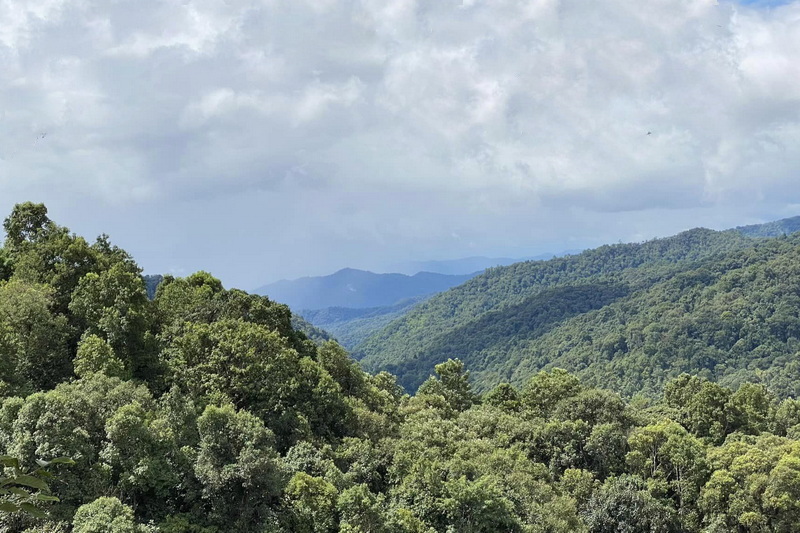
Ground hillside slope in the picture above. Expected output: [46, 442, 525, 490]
[358, 224, 800, 395]
[300, 296, 426, 349]
[356, 229, 754, 378]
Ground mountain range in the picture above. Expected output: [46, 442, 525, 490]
[253, 268, 476, 310]
[353, 215, 800, 395]
[388, 253, 567, 275]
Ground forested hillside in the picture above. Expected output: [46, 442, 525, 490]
[357, 221, 800, 395]
[7, 203, 800, 532]
[356, 228, 763, 388]
[736, 215, 800, 238]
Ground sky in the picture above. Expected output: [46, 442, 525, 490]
[1, 0, 799, 289]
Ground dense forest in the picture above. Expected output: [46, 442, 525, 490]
[5, 203, 800, 532]
[355, 226, 800, 396]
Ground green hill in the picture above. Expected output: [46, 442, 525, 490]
[356, 224, 800, 395]
[735, 215, 800, 238]
[300, 296, 426, 349]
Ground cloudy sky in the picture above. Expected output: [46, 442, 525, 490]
[1, 0, 799, 289]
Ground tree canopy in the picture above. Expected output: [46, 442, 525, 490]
[2, 203, 800, 532]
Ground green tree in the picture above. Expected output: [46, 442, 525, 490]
[3, 202, 54, 253]
[285, 472, 338, 533]
[0, 279, 71, 393]
[69, 263, 152, 378]
[337, 484, 387, 533]
[165, 319, 349, 448]
[194, 404, 285, 529]
[73, 335, 126, 379]
[522, 369, 583, 417]
[583, 475, 677, 533]
[416, 359, 476, 414]
[483, 383, 521, 412]
[72, 497, 137, 533]
[626, 421, 706, 527]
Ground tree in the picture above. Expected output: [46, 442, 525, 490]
[165, 319, 350, 448]
[0, 279, 71, 393]
[194, 404, 285, 529]
[626, 421, 706, 527]
[439, 476, 521, 532]
[483, 383, 521, 412]
[522, 369, 583, 417]
[337, 484, 387, 533]
[583, 475, 677, 533]
[69, 263, 152, 378]
[763, 455, 800, 531]
[664, 374, 733, 442]
[72, 497, 137, 533]
[730, 383, 775, 435]
[101, 402, 179, 513]
[285, 472, 338, 533]
[73, 335, 126, 379]
[416, 359, 476, 413]
[3, 202, 53, 253]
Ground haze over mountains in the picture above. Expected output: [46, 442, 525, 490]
[388, 254, 565, 276]
[254, 268, 476, 311]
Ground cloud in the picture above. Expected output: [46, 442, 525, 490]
[1, 0, 799, 286]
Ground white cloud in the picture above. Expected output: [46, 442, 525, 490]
[1, 0, 800, 286]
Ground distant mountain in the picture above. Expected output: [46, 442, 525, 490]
[254, 268, 476, 310]
[300, 296, 427, 350]
[356, 215, 800, 395]
[143, 274, 163, 300]
[734, 215, 800, 238]
[391, 254, 565, 275]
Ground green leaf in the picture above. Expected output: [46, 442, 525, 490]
[8, 487, 32, 497]
[8, 475, 49, 491]
[0, 501, 20, 513]
[32, 494, 59, 502]
[19, 502, 46, 518]
[0, 456, 19, 469]
[48, 457, 75, 465]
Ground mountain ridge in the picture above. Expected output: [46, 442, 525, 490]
[355, 217, 800, 394]
[254, 267, 476, 310]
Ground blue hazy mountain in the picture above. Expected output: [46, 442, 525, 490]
[254, 268, 476, 310]
[390, 254, 562, 276]
[299, 296, 427, 350]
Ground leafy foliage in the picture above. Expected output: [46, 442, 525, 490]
[4, 203, 800, 532]
[0, 455, 72, 518]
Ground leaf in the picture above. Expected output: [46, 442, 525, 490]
[0, 501, 20, 513]
[48, 457, 75, 465]
[35, 456, 74, 468]
[8, 475, 49, 491]
[8, 487, 31, 497]
[0, 456, 19, 469]
[32, 494, 59, 502]
[19, 502, 46, 518]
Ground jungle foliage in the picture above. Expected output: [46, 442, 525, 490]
[3, 203, 800, 532]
